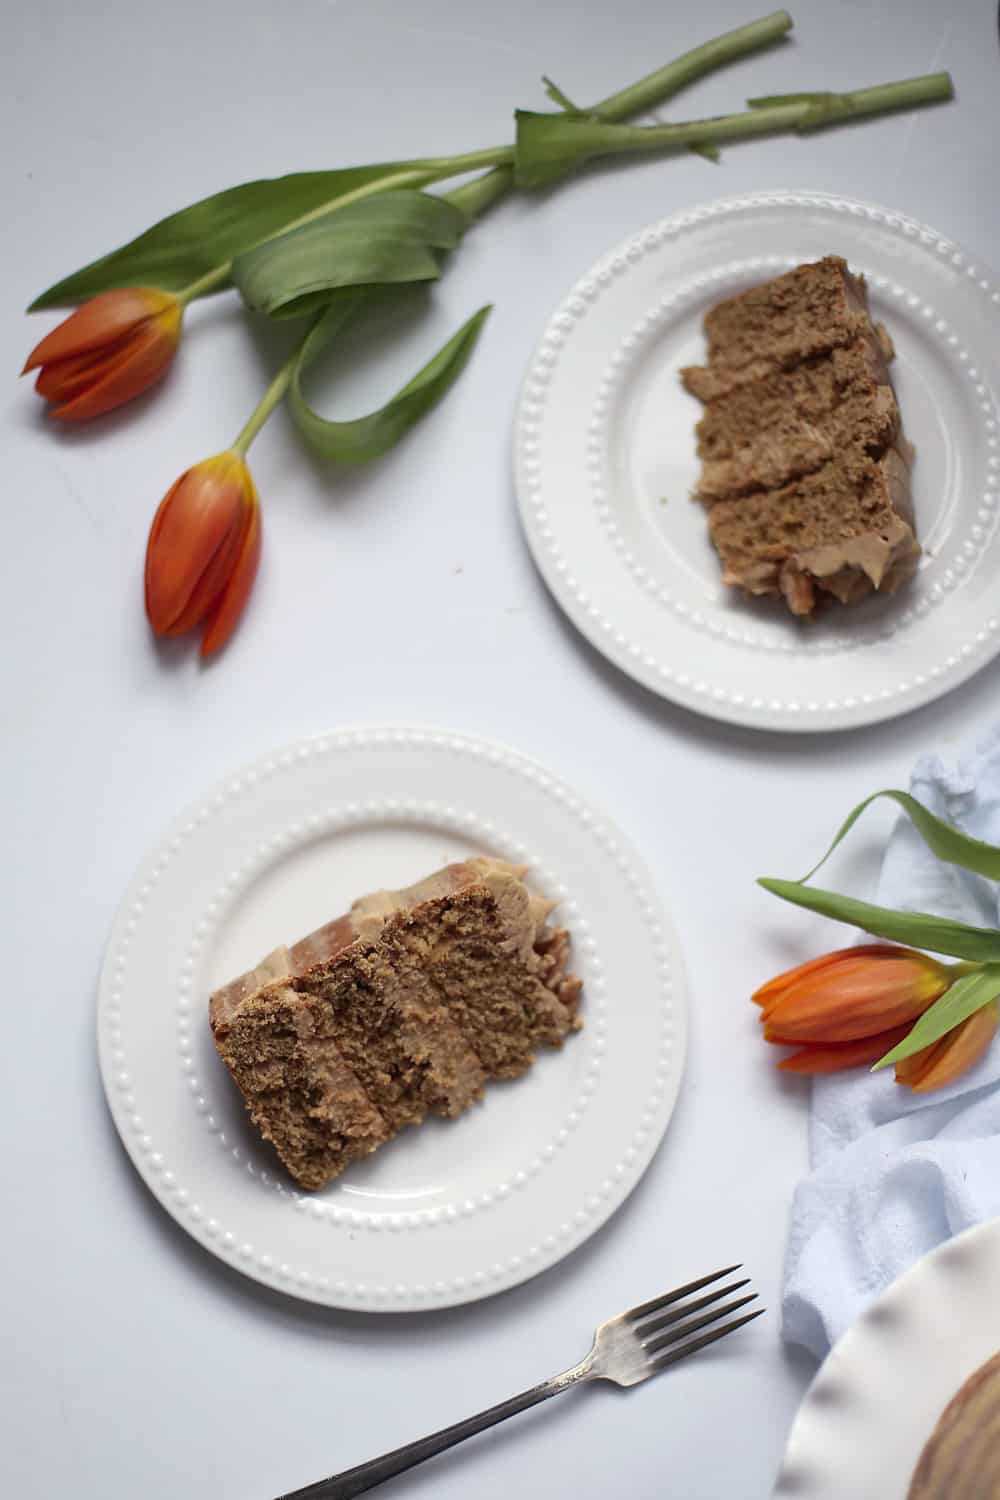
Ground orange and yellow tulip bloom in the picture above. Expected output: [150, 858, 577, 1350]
[754, 944, 954, 1077]
[23, 287, 181, 420]
[894, 1000, 999, 1092]
[144, 451, 261, 657]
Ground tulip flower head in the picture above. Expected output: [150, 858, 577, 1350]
[754, 944, 954, 1078]
[23, 287, 182, 420]
[145, 451, 261, 657]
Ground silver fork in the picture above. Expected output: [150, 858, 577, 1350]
[275, 1266, 763, 1499]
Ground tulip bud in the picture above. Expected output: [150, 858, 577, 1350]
[144, 451, 261, 657]
[755, 944, 951, 1045]
[23, 287, 181, 420]
[895, 1001, 999, 1092]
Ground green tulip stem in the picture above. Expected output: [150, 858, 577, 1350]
[185, 13, 796, 295]
[231, 353, 299, 456]
[446, 9, 793, 223]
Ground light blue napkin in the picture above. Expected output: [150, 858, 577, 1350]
[781, 726, 1000, 1361]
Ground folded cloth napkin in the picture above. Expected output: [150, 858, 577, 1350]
[781, 725, 1000, 1361]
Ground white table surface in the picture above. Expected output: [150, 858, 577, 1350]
[4, 2, 999, 1495]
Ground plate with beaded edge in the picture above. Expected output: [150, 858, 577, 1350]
[514, 189, 1000, 732]
[97, 726, 687, 1312]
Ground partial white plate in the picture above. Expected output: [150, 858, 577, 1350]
[98, 727, 686, 1312]
[774, 1218, 1000, 1498]
[514, 190, 1000, 732]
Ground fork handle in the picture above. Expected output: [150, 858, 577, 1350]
[274, 1362, 590, 1499]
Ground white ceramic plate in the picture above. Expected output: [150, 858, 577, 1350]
[98, 727, 686, 1312]
[774, 1218, 1000, 1498]
[514, 190, 1000, 733]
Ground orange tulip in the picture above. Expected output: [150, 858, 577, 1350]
[754, 944, 952, 1045]
[145, 451, 261, 657]
[23, 287, 181, 420]
[895, 1001, 999, 1092]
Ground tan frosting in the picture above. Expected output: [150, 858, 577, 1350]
[715, 439, 917, 616]
[209, 858, 559, 1027]
[792, 447, 918, 597]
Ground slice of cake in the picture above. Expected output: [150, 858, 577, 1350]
[681, 256, 918, 617]
[908, 1351, 1000, 1498]
[210, 859, 582, 1190]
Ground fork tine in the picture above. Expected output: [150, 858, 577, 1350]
[624, 1265, 741, 1323]
[643, 1293, 759, 1356]
[650, 1307, 766, 1372]
[635, 1278, 751, 1339]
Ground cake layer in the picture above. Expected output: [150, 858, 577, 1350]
[681, 256, 871, 401]
[211, 985, 390, 1191]
[380, 887, 576, 1080]
[283, 927, 489, 1132]
[707, 445, 918, 616]
[693, 336, 899, 500]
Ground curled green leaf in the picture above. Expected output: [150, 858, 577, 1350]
[289, 297, 491, 464]
[29, 163, 434, 309]
[873, 966, 1000, 1070]
[27, 150, 506, 310]
[28, 15, 797, 308]
[802, 789, 1000, 885]
[232, 191, 466, 319]
[757, 878, 1000, 965]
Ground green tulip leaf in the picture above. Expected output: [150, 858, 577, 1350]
[232, 191, 465, 319]
[802, 789, 1000, 884]
[289, 297, 491, 464]
[757, 879, 1000, 965]
[28, 159, 483, 310]
[873, 966, 1000, 1070]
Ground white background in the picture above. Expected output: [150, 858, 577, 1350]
[4, 1, 999, 1496]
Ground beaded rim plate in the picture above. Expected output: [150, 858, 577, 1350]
[97, 727, 687, 1312]
[514, 189, 1000, 732]
[775, 1218, 1000, 1499]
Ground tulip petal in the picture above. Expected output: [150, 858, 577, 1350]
[895, 1001, 999, 1092]
[34, 337, 135, 403]
[22, 287, 176, 372]
[162, 522, 244, 636]
[776, 1025, 913, 1075]
[753, 945, 899, 1011]
[144, 455, 245, 634]
[50, 322, 178, 420]
[200, 491, 262, 656]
